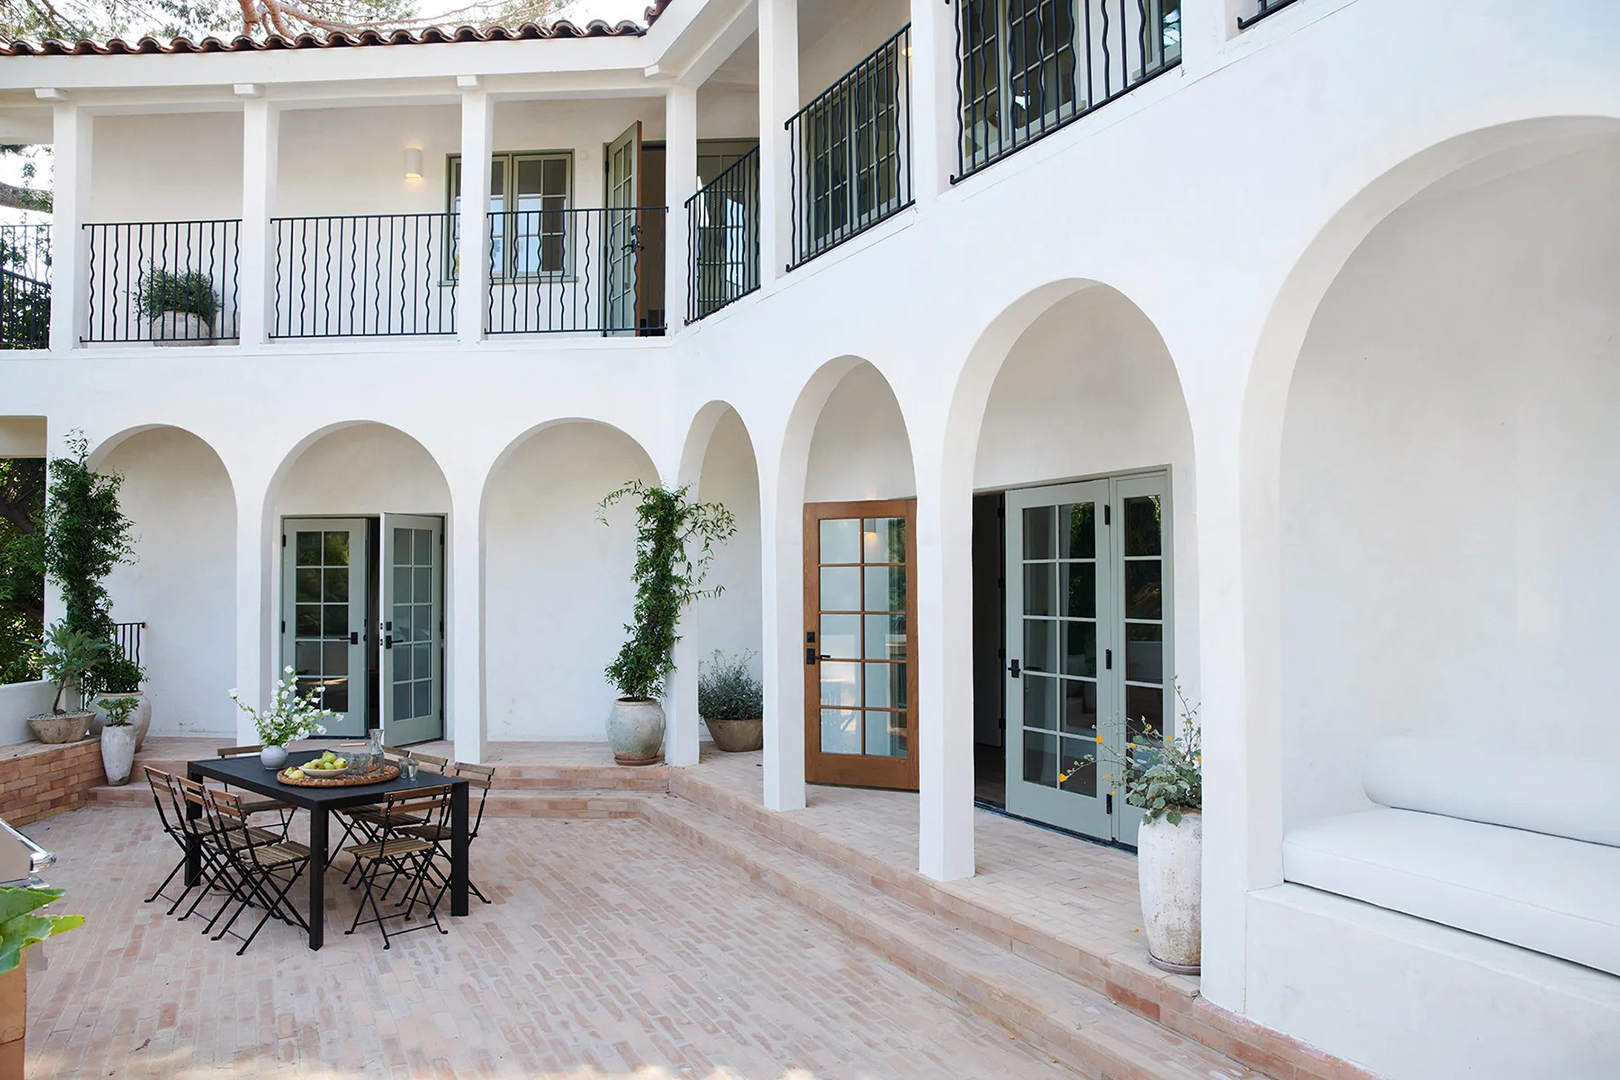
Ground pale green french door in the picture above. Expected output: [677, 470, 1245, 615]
[281, 519, 369, 737]
[380, 515, 444, 745]
[1004, 473, 1172, 846]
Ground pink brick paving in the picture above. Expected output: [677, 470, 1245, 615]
[23, 805, 1077, 1079]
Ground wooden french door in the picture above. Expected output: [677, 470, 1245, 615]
[804, 500, 919, 790]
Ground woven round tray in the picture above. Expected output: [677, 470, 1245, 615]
[276, 763, 400, 788]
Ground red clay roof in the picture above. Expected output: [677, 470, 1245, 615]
[0, 1, 670, 56]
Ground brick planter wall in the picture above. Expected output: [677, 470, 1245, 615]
[0, 740, 106, 826]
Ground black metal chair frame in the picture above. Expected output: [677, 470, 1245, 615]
[344, 785, 453, 949]
[201, 789, 312, 956]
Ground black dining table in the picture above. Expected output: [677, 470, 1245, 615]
[185, 755, 470, 949]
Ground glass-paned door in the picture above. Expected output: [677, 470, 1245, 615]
[281, 518, 369, 737]
[381, 515, 444, 745]
[1004, 473, 1172, 845]
[804, 500, 918, 790]
[603, 121, 642, 336]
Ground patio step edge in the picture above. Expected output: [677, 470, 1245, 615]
[642, 795, 1267, 1080]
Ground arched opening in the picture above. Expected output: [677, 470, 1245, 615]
[481, 421, 658, 742]
[98, 426, 237, 736]
[966, 283, 1195, 846]
[269, 422, 451, 742]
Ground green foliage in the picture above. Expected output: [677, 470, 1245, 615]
[39, 621, 106, 714]
[97, 695, 141, 726]
[40, 433, 136, 690]
[230, 667, 332, 747]
[135, 267, 218, 329]
[1072, 681, 1202, 825]
[697, 650, 763, 722]
[0, 887, 82, 978]
[0, 458, 44, 684]
[95, 652, 145, 694]
[599, 481, 735, 702]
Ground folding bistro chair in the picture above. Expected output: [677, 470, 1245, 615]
[201, 790, 313, 955]
[403, 762, 495, 908]
[213, 745, 296, 837]
[144, 767, 224, 915]
[170, 775, 280, 927]
[343, 785, 453, 949]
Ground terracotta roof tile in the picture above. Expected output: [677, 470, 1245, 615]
[0, 1, 670, 57]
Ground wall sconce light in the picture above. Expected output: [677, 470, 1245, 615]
[403, 146, 424, 179]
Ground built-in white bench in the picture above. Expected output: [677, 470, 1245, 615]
[1283, 736, 1620, 976]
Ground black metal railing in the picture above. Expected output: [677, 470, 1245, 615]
[787, 24, 914, 270]
[0, 223, 51, 349]
[954, 0, 1181, 181]
[1237, 0, 1302, 29]
[83, 220, 241, 344]
[485, 206, 667, 335]
[81, 621, 146, 701]
[686, 147, 761, 323]
[272, 214, 457, 338]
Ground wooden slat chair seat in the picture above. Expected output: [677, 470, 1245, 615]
[402, 761, 495, 907]
[203, 790, 312, 956]
[344, 786, 454, 949]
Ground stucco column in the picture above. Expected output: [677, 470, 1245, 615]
[912, 446, 977, 881]
[446, 492, 486, 766]
[232, 469, 275, 743]
[457, 85, 494, 345]
[907, 0, 957, 201]
[48, 103, 91, 353]
[664, 605, 701, 767]
[664, 85, 699, 332]
[238, 98, 279, 346]
[757, 0, 799, 282]
[757, 434, 806, 811]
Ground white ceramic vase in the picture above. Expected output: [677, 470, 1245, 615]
[1137, 809, 1202, 973]
[606, 699, 666, 766]
[100, 724, 139, 786]
[260, 745, 288, 771]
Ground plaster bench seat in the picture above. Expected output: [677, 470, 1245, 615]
[1283, 808, 1620, 976]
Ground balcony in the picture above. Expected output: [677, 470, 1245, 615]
[0, 224, 50, 350]
[485, 206, 667, 336]
[272, 213, 457, 338]
[685, 146, 760, 323]
[82, 220, 241, 345]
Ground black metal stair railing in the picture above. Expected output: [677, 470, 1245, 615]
[272, 214, 458, 338]
[82, 220, 241, 344]
[685, 146, 761, 323]
[484, 206, 667, 336]
[787, 24, 914, 270]
[0, 223, 51, 349]
[954, 0, 1182, 182]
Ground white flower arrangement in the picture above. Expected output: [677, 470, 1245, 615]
[229, 667, 334, 748]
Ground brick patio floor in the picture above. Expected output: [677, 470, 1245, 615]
[23, 804, 1078, 1080]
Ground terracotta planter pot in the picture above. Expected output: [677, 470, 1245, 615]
[149, 311, 212, 345]
[28, 711, 91, 745]
[705, 717, 764, 752]
[1137, 810, 1202, 973]
[607, 699, 665, 766]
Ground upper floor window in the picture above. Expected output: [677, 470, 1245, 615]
[449, 151, 573, 279]
[957, 0, 1181, 178]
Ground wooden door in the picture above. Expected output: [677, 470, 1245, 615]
[804, 500, 919, 790]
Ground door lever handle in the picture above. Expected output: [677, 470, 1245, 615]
[1009, 659, 1021, 678]
[349, 632, 359, 645]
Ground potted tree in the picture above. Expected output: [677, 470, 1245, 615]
[28, 622, 105, 744]
[698, 650, 764, 752]
[135, 266, 218, 345]
[599, 481, 735, 765]
[90, 652, 150, 750]
[96, 695, 141, 785]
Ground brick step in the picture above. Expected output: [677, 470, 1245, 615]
[642, 795, 1264, 1080]
[93, 778, 650, 821]
[123, 753, 668, 793]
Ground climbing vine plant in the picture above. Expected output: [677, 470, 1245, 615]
[599, 481, 735, 702]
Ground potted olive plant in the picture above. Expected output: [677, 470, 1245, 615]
[97, 695, 141, 786]
[135, 266, 218, 345]
[28, 622, 105, 744]
[698, 650, 764, 752]
[599, 481, 735, 765]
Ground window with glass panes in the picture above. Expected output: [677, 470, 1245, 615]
[801, 60, 904, 253]
[448, 151, 573, 280]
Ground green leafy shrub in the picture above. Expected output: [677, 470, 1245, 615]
[698, 651, 763, 721]
[94, 651, 144, 694]
[599, 481, 735, 702]
[0, 887, 82, 976]
[39, 621, 106, 715]
[1070, 681, 1202, 825]
[98, 695, 140, 726]
[134, 267, 218, 329]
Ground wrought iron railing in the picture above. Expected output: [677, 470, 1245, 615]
[686, 147, 761, 323]
[953, 0, 1182, 181]
[787, 24, 914, 270]
[272, 214, 457, 338]
[484, 206, 667, 335]
[80, 621, 146, 701]
[0, 223, 51, 349]
[1238, 0, 1303, 28]
[83, 220, 241, 344]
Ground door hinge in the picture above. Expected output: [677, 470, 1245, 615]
[998, 716, 1006, 733]
[280, 619, 285, 633]
[1105, 649, 1113, 670]
[997, 576, 1004, 589]
[997, 646, 1005, 660]
[1106, 793, 1114, 814]
[1104, 505, 1111, 525]
[281, 534, 287, 547]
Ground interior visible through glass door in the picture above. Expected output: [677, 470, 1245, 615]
[804, 500, 918, 791]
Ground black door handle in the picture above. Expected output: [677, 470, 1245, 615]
[385, 635, 394, 650]
[349, 631, 359, 645]
[1009, 659, 1021, 678]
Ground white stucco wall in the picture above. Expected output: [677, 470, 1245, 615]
[482, 421, 658, 741]
[803, 362, 916, 502]
[0, 680, 54, 746]
[1280, 139, 1620, 827]
[89, 112, 245, 222]
[101, 427, 238, 735]
[276, 424, 452, 518]
[694, 408, 764, 678]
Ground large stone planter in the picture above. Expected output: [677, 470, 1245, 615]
[27, 711, 91, 745]
[1137, 810, 1201, 973]
[607, 699, 665, 766]
[92, 690, 151, 750]
[149, 311, 212, 345]
[100, 724, 138, 786]
[705, 717, 764, 753]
